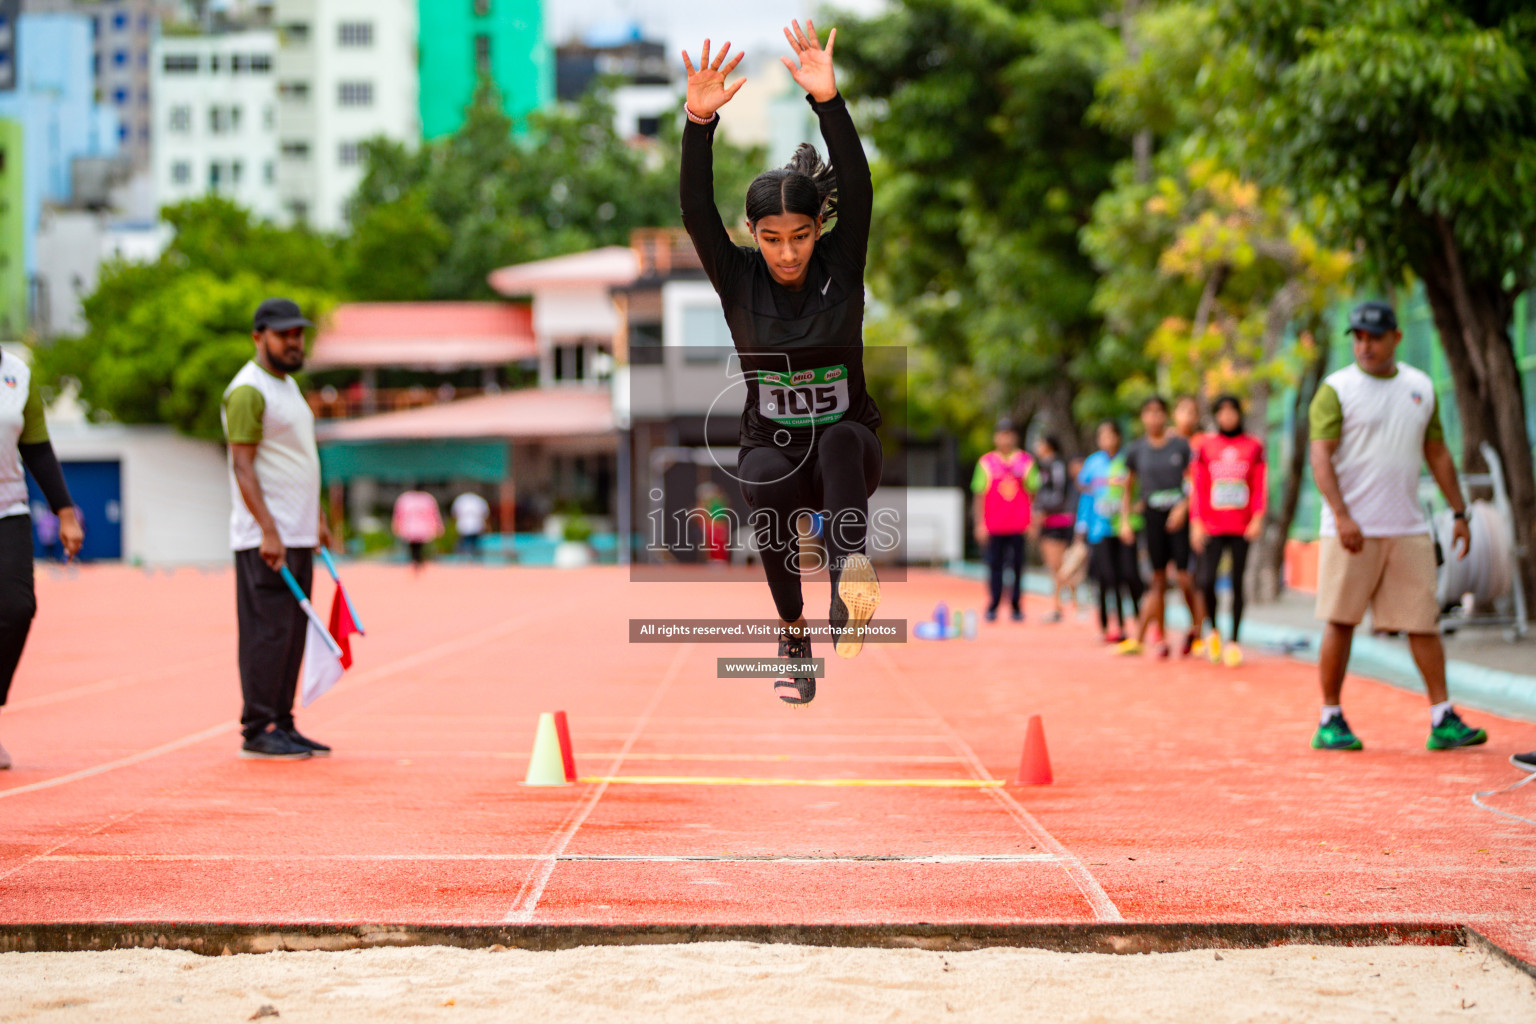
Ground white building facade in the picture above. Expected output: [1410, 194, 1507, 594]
[272, 0, 419, 232]
[151, 29, 281, 220]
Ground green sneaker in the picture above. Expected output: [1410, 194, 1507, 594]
[1312, 714, 1363, 751]
[1426, 709, 1488, 750]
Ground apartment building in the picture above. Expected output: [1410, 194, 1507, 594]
[272, 0, 418, 231]
[150, 29, 280, 218]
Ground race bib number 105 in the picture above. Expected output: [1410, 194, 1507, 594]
[758, 364, 850, 427]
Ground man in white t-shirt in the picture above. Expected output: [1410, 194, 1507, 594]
[223, 298, 332, 761]
[451, 491, 491, 560]
[1307, 300, 1484, 753]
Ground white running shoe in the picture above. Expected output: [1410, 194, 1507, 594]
[831, 552, 881, 659]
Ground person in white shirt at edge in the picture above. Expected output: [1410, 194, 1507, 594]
[223, 298, 333, 761]
[1307, 300, 1485, 753]
[451, 491, 491, 561]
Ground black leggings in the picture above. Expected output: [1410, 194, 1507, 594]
[986, 534, 1025, 613]
[0, 515, 36, 707]
[1197, 534, 1250, 642]
[1090, 536, 1143, 632]
[738, 420, 883, 623]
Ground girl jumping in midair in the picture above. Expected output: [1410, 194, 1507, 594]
[680, 21, 881, 705]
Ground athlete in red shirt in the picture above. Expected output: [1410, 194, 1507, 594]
[1190, 394, 1267, 667]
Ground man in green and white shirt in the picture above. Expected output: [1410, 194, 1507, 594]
[1307, 300, 1484, 753]
[223, 298, 332, 761]
[0, 349, 83, 769]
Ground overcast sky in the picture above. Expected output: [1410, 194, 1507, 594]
[547, 0, 889, 57]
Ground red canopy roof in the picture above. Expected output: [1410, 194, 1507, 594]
[308, 303, 537, 370]
[317, 387, 615, 442]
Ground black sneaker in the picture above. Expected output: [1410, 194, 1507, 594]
[1510, 751, 1536, 773]
[1011, 606, 1024, 622]
[241, 727, 312, 760]
[774, 628, 815, 705]
[284, 728, 331, 757]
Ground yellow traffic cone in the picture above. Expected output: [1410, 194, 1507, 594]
[523, 712, 570, 786]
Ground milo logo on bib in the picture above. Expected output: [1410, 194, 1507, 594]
[759, 364, 851, 428]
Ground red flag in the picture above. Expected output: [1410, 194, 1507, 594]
[328, 585, 362, 669]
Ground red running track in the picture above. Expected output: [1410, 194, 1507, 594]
[1, 564, 1532, 960]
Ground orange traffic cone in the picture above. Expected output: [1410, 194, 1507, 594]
[1013, 714, 1053, 785]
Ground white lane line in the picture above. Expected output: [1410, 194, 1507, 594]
[503, 643, 692, 923]
[5, 655, 228, 712]
[35, 853, 1059, 865]
[0, 722, 235, 802]
[872, 644, 1125, 923]
[0, 601, 580, 803]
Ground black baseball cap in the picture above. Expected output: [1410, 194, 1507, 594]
[1346, 300, 1397, 335]
[994, 417, 1018, 435]
[253, 297, 314, 332]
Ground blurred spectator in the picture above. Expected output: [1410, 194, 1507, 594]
[393, 490, 444, 573]
[451, 491, 491, 561]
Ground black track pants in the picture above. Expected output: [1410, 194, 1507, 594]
[1197, 534, 1251, 642]
[1091, 536, 1143, 630]
[738, 420, 883, 623]
[235, 546, 314, 740]
[985, 533, 1025, 613]
[0, 515, 36, 707]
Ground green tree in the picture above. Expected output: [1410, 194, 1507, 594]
[343, 188, 451, 301]
[35, 272, 333, 440]
[832, 0, 1130, 451]
[1215, 0, 1536, 595]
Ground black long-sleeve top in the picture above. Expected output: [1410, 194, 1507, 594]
[680, 91, 881, 453]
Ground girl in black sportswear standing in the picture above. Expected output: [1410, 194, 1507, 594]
[680, 22, 881, 705]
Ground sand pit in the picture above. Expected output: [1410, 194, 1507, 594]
[1, 941, 1533, 1023]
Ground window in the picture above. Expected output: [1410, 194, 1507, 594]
[209, 53, 221, 73]
[113, 12, 128, 30]
[209, 106, 224, 133]
[281, 140, 311, 159]
[117, 123, 129, 142]
[168, 105, 190, 131]
[232, 54, 247, 73]
[209, 161, 222, 189]
[229, 105, 242, 132]
[338, 81, 373, 107]
[338, 22, 373, 47]
[286, 200, 309, 222]
[474, 34, 491, 73]
[278, 81, 309, 102]
[636, 115, 660, 137]
[338, 142, 362, 166]
[282, 23, 310, 44]
[162, 53, 198, 73]
[113, 48, 128, 67]
[249, 54, 271, 73]
[473, 0, 492, 15]
[264, 160, 275, 184]
[170, 161, 190, 185]
[231, 160, 243, 185]
[263, 105, 274, 129]
[113, 86, 128, 105]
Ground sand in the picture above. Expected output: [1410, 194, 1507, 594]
[1, 942, 1533, 1023]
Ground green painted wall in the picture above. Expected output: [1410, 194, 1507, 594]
[0, 119, 24, 340]
[419, 0, 551, 140]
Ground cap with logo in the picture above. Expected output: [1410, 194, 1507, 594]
[1345, 300, 1397, 335]
[253, 297, 314, 333]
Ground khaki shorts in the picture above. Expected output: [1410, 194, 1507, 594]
[1315, 533, 1440, 634]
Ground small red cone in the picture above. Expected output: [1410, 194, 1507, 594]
[553, 710, 578, 783]
[1013, 714, 1053, 785]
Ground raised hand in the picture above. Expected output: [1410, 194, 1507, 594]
[682, 39, 745, 119]
[781, 19, 837, 102]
